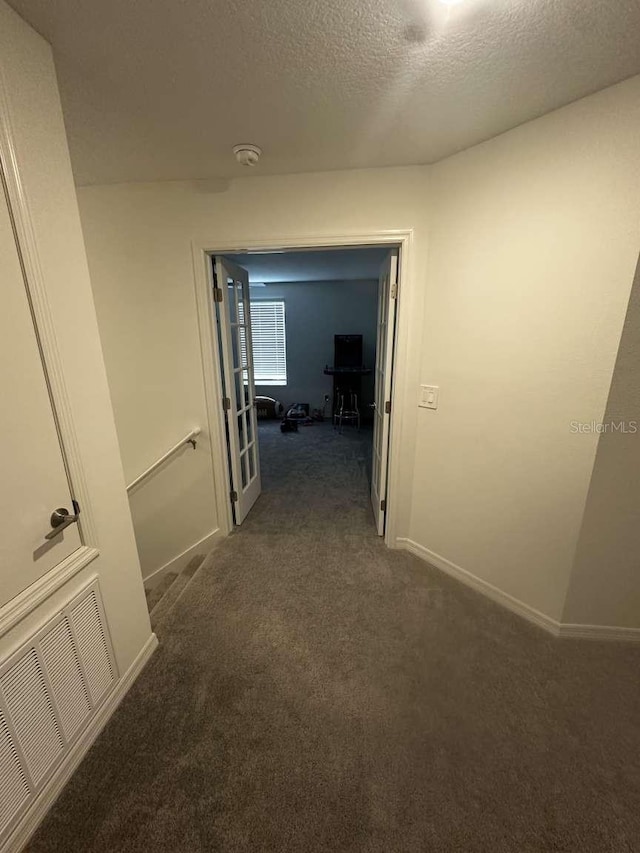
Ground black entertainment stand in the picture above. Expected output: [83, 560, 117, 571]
[324, 335, 372, 421]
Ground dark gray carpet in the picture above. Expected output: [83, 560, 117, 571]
[27, 421, 640, 852]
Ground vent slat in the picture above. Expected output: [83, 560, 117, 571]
[0, 710, 30, 837]
[71, 593, 114, 704]
[0, 650, 63, 786]
[40, 618, 91, 741]
[0, 582, 116, 847]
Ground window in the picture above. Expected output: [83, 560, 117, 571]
[245, 300, 287, 386]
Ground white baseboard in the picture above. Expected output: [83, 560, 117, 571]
[143, 527, 223, 587]
[557, 623, 640, 642]
[397, 538, 562, 636]
[397, 538, 640, 642]
[7, 632, 159, 853]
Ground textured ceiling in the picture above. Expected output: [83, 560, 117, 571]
[227, 249, 389, 283]
[8, 0, 640, 186]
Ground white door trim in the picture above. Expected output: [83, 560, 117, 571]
[191, 230, 414, 547]
[0, 69, 100, 635]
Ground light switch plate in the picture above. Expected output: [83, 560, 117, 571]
[419, 385, 439, 409]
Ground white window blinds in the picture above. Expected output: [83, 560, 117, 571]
[247, 301, 287, 385]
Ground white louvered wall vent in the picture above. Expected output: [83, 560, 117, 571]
[0, 580, 117, 846]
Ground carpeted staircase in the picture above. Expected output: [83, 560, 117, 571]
[143, 554, 206, 630]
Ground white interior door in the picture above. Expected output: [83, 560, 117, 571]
[214, 257, 262, 524]
[0, 177, 81, 608]
[371, 250, 398, 535]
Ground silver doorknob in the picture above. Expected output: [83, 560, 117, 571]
[369, 402, 377, 410]
[45, 506, 80, 540]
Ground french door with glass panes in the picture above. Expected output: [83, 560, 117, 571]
[213, 257, 261, 523]
[370, 250, 398, 535]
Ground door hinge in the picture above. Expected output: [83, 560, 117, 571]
[230, 490, 238, 503]
[380, 499, 386, 512]
[390, 281, 398, 299]
[384, 400, 391, 414]
[213, 288, 223, 303]
[222, 397, 231, 411]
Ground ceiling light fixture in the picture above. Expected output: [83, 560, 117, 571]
[438, 0, 464, 5]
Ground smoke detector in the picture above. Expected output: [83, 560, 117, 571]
[233, 144, 262, 167]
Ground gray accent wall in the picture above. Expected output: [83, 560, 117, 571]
[252, 279, 378, 414]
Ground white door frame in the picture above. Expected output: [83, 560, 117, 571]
[191, 230, 414, 547]
[0, 81, 100, 638]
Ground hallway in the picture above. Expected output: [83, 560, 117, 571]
[29, 423, 640, 852]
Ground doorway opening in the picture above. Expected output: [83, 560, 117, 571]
[210, 244, 401, 537]
[192, 231, 412, 549]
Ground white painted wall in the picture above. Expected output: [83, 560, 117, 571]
[78, 168, 429, 579]
[77, 75, 640, 626]
[250, 279, 378, 413]
[412, 75, 640, 623]
[563, 255, 640, 629]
